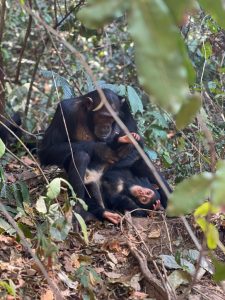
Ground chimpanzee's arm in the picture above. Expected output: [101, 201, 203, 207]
[108, 194, 149, 217]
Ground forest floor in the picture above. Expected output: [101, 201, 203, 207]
[1, 156, 225, 300]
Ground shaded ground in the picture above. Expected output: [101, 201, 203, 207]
[1, 156, 225, 299]
[1, 214, 225, 299]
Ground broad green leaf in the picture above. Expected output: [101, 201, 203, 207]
[213, 258, 225, 282]
[175, 94, 201, 129]
[212, 160, 225, 205]
[145, 148, 158, 161]
[194, 202, 218, 218]
[206, 224, 219, 250]
[128, 0, 195, 114]
[196, 218, 219, 250]
[47, 178, 61, 199]
[0, 138, 6, 158]
[74, 212, 89, 245]
[168, 270, 190, 291]
[127, 86, 144, 114]
[0, 217, 16, 235]
[50, 217, 71, 241]
[18, 181, 30, 203]
[198, 0, 225, 29]
[77, 0, 127, 29]
[167, 172, 213, 216]
[36, 197, 47, 214]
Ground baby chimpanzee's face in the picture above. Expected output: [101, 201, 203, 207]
[130, 185, 156, 205]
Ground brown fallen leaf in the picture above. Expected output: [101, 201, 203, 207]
[40, 289, 54, 300]
[104, 271, 122, 279]
[148, 227, 161, 238]
[129, 291, 148, 299]
[21, 156, 36, 166]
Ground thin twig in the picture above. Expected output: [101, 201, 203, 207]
[15, 0, 33, 83]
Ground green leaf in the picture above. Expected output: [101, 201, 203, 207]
[212, 160, 225, 205]
[167, 172, 213, 216]
[47, 178, 61, 200]
[0, 217, 16, 235]
[0, 138, 6, 158]
[18, 223, 33, 239]
[201, 42, 212, 60]
[18, 181, 30, 203]
[74, 212, 89, 245]
[127, 86, 144, 114]
[194, 202, 218, 218]
[50, 217, 71, 241]
[145, 148, 158, 161]
[212, 258, 225, 282]
[36, 197, 47, 214]
[0, 280, 16, 297]
[206, 223, 219, 250]
[77, 0, 126, 29]
[175, 94, 201, 129]
[40, 70, 75, 99]
[128, 0, 195, 114]
[198, 0, 225, 29]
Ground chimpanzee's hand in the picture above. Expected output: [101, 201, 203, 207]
[103, 211, 121, 224]
[118, 132, 140, 144]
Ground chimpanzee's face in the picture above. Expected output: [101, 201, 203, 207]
[85, 88, 121, 141]
[92, 101, 120, 141]
[130, 185, 158, 205]
[93, 111, 115, 141]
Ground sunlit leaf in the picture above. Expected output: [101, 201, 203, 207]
[128, 0, 195, 114]
[47, 178, 61, 199]
[0, 138, 6, 158]
[167, 172, 213, 216]
[175, 94, 201, 129]
[194, 202, 218, 218]
[0, 280, 16, 297]
[77, 0, 127, 29]
[74, 212, 89, 245]
[206, 224, 219, 250]
[198, 0, 225, 29]
[36, 197, 47, 214]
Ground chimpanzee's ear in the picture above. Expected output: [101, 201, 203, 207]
[119, 96, 126, 104]
[84, 97, 95, 111]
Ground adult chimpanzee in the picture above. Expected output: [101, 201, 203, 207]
[39, 89, 137, 223]
[85, 167, 162, 224]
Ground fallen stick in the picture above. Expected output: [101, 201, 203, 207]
[127, 241, 168, 300]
